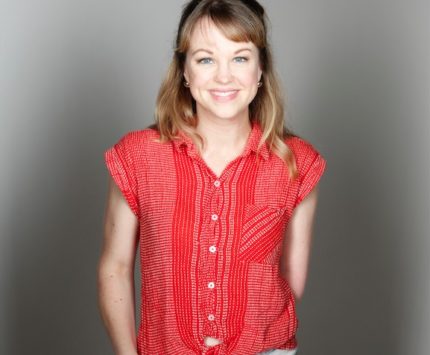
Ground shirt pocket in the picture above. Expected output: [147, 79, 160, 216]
[238, 203, 288, 263]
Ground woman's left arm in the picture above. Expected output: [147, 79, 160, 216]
[280, 185, 320, 303]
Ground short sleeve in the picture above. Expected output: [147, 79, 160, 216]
[292, 138, 327, 208]
[104, 133, 139, 217]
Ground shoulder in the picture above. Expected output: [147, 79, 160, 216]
[284, 135, 327, 177]
[118, 127, 160, 144]
[285, 135, 319, 156]
[114, 127, 164, 154]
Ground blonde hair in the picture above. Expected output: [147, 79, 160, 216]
[154, 0, 298, 179]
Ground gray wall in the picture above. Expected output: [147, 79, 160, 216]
[0, 1, 428, 354]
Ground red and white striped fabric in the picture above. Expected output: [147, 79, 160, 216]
[104, 120, 326, 355]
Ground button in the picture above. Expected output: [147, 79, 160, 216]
[208, 314, 215, 321]
[208, 282, 215, 289]
[214, 180, 221, 187]
[211, 214, 218, 221]
[209, 245, 217, 253]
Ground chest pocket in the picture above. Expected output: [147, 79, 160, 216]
[238, 203, 288, 263]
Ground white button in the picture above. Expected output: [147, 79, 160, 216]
[208, 314, 215, 321]
[208, 282, 215, 289]
[211, 214, 218, 221]
[214, 180, 221, 187]
[209, 245, 217, 253]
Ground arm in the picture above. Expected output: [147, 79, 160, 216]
[97, 176, 139, 355]
[280, 185, 320, 303]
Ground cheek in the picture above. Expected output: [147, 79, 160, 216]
[190, 72, 211, 89]
[238, 67, 261, 85]
[190, 74, 210, 87]
[187, 70, 210, 99]
[186, 65, 209, 87]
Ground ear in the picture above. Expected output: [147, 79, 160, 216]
[258, 67, 263, 83]
[183, 68, 190, 83]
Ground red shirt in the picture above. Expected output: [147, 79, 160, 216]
[104, 121, 326, 355]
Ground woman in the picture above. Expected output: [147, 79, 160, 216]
[98, 1, 326, 354]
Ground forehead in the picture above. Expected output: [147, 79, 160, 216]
[188, 17, 255, 52]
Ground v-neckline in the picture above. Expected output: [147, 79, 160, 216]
[197, 125, 254, 179]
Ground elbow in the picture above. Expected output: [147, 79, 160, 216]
[288, 279, 306, 304]
[96, 257, 135, 308]
[97, 256, 134, 286]
[281, 269, 306, 303]
[292, 288, 304, 303]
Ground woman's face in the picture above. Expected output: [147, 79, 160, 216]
[184, 18, 262, 123]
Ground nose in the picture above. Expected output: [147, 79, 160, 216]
[214, 61, 233, 84]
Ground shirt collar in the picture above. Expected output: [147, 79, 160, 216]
[172, 120, 270, 161]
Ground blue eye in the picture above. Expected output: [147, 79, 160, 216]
[198, 57, 213, 64]
[234, 56, 248, 63]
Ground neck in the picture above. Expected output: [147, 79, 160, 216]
[196, 117, 252, 153]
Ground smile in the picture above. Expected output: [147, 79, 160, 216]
[210, 90, 239, 102]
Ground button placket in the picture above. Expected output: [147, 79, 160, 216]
[206, 207, 218, 325]
[204, 177, 222, 330]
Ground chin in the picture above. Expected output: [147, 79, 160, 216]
[196, 99, 250, 121]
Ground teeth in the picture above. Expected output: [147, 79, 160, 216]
[212, 91, 236, 97]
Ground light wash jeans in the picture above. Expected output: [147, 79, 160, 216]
[256, 348, 298, 355]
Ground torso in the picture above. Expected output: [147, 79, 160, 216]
[103, 123, 327, 354]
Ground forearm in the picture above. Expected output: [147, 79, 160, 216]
[281, 263, 307, 303]
[98, 261, 138, 355]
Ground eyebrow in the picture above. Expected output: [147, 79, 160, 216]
[191, 48, 253, 56]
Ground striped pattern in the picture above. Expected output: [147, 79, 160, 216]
[104, 121, 326, 355]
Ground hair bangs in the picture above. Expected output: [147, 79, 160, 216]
[209, 11, 263, 46]
[177, 1, 265, 54]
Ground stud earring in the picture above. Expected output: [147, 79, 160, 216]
[184, 81, 190, 88]
[257, 81, 262, 88]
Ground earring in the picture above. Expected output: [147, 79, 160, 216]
[257, 80, 262, 87]
[184, 81, 190, 88]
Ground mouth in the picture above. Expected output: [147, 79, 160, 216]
[210, 90, 239, 102]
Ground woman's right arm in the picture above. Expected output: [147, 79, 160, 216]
[97, 176, 139, 355]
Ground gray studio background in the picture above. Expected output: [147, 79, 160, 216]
[1, 1, 429, 354]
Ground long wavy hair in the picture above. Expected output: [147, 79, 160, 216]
[154, 0, 298, 179]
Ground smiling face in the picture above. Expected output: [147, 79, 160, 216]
[183, 18, 263, 124]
